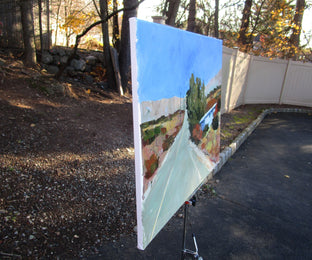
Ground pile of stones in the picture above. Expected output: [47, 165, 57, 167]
[40, 47, 107, 85]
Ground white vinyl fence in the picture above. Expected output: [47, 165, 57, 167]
[222, 46, 312, 113]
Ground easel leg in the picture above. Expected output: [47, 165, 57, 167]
[181, 196, 203, 260]
[181, 203, 188, 260]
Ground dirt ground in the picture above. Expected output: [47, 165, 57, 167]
[0, 50, 300, 258]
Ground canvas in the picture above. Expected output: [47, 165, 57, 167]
[130, 18, 222, 250]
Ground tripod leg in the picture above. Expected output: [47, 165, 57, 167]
[192, 233, 198, 254]
[181, 203, 188, 260]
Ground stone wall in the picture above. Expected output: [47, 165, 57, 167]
[41, 47, 107, 86]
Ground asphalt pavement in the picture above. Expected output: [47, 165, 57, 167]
[90, 112, 312, 260]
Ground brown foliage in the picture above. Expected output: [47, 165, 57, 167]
[192, 123, 203, 144]
[144, 153, 159, 179]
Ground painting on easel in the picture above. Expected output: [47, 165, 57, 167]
[130, 18, 222, 250]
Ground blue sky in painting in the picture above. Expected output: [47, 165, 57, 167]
[136, 19, 222, 103]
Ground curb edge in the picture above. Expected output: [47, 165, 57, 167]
[210, 107, 312, 177]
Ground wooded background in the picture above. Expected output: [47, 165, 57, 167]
[0, 0, 311, 94]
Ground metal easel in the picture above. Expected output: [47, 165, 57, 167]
[181, 196, 203, 260]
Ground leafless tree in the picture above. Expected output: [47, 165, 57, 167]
[113, 0, 120, 51]
[238, 0, 252, 46]
[99, 0, 116, 90]
[46, 0, 50, 49]
[119, 0, 138, 93]
[214, 0, 219, 38]
[289, 0, 306, 53]
[54, 0, 62, 46]
[187, 0, 196, 32]
[38, 0, 43, 54]
[165, 0, 181, 26]
[20, 0, 37, 66]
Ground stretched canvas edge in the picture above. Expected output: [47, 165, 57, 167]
[129, 17, 144, 250]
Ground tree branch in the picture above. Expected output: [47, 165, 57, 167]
[92, 0, 101, 17]
[77, 0, 145, 45]
[249, 0, 265, 42]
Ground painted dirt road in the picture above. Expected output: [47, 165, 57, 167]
[141, 111, 215, 246]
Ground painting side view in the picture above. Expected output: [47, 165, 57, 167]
[130, 18, 222, 250]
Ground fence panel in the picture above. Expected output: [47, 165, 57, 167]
[222, 47, 250, 112]
[221, 47, 235, 113]
[228, 50, 250, 109]
[221, 48, 312, 113]
[244, 56, 288, 104]
[281, 61, 312, 107]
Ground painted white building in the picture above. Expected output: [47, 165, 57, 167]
[199, 103, 217, 130]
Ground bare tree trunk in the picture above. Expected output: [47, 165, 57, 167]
[119, 0, 138, 93]
[214, 0, 219, 38]
[38, 0, 43, 55]
[165, 0, 181, 26]
[64, 0, 73, 47]
[20, 0, 37, 66]
[46, 0, 50, 49]
[162, 0, 169, 16]
[206, 18, 211, 35]
[289, 0, 305, 58]
[187, 0, 196, 32]
[64, 3, 68, 47]
[113, 0, 120, 51]
[238, 0, 252, 46]
[99, 0, 116, 90]
[54, 0, 62, 46]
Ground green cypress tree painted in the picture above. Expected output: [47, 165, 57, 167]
[186, 73, 207, 141]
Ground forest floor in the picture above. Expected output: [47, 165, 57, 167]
[0, 50, 305, 258]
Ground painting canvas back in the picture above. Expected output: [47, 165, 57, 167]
[130, 18, 222, 250]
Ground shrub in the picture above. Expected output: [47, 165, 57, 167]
[192, 124, 203, 145]
[162, 135, 174, 151]
[212, 115, 219, 130]
[144, 154, 159, 179]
